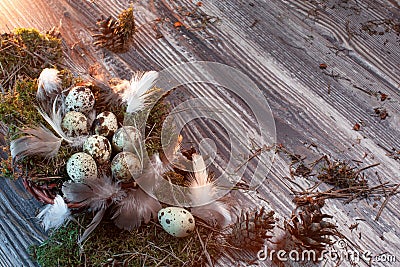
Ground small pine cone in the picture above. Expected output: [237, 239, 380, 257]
[93, 16, 126, 52]
[285, 197, 337, 252]
[229, 207, 275, 251]
[93, 7, 135, 53]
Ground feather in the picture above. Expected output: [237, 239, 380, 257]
[37, 97, 87, 147]
[78, 208, 106, 244]
[62, 175, 125, 211]
[63, 176, 126, 243]
[86, 109, 97, 129]
[100, 78, 130, 108]
[190, 154, 214, 205]
[37, 195, 70, 231]
[111, 79, 130, 96]
[152, 153, 171, 175]
[37, 68, 61, 100]
[191, 201, 232, 228]
[10, 126, 62, 163]
[112, 188, 161, 230]
[189, 154, 232, 228]
[110, 154, 164, 230]
[123, 71, 158, 113]
[37, 97, 68, 140]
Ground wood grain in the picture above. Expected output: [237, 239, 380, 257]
[1, 0, 399, 266]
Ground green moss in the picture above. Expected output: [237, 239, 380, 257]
[30, 216, 221, 267]
[0, 28, 63, 91]
[29, 222, 81, 267]
[0, 76, 78, 181]
[0, 79, 44, 135]
[145, 94, 175, 157]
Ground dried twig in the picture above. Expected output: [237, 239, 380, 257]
[375, 184, 400, 221]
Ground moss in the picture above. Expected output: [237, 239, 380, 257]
[0, 79, 44, 135]
[145, 94, 175, 157]
[0, 76, 79, 181]
[118, 6, 136, 42]
[29, 222, 81, 267]
[30, 216, 222, 267]
[0, 28, 63, 91]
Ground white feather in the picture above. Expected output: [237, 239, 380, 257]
[152, 153, 171, 175]
[37, 195, 70, 231]
[37, 68, 61, 100]
[190, 154, 214, 205]
[189, 154, 232, 228]
[37, 97, 87, 147]
[123, 71, 158, 113]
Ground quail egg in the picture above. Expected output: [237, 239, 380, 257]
[112, 126, 142, 153]
[83, 135, 112, 165]
[62, 111, 88, 136]
[93, 111, 118, 138]
[111, 152, 141, 182]
[66, 152, 98, 182]
[158, 207, 195, 237]
[65, 86, 95, 113]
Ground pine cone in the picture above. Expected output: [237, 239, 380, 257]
[229, 207, 275, 251]
[285, 197, 337, 252]
[93, 7, 135, 53]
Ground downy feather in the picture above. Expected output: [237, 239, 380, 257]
[10, 126, 62, 163]
[112, 188, 161, 230]
[62, 176, 125, 211]
[190, 153, 214, 205]
[123, 71, 158, 113]
[152, 153, 171, 175]
[63, 176, 126, 243]
[37, 195, 70, 231]
[101, 79, 130, 108]
[37, 68, 61, 100]
[189, 154, 232, 228]
[110, 154, 164, 230]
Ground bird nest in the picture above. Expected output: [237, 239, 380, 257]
[0, 25, 281, 266]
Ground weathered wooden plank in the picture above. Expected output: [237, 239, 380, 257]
[0, 0, 399, 266]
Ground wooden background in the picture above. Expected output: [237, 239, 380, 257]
[0, 0, 399, 266]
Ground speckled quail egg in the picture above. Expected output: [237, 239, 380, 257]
[62, 111, 88, 136]
[66, 152, 98, 182]
[83, 135, 112, 165]
[158, 207, 195, 237]
[111, 152, 141, 182]
[93, 111, 118, 138]
[65, 86, 95, 114]
[112, 126, 142, 153]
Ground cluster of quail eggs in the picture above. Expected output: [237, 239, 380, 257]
[63, 85, 142, 184]
[62, 84, 196, 238]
